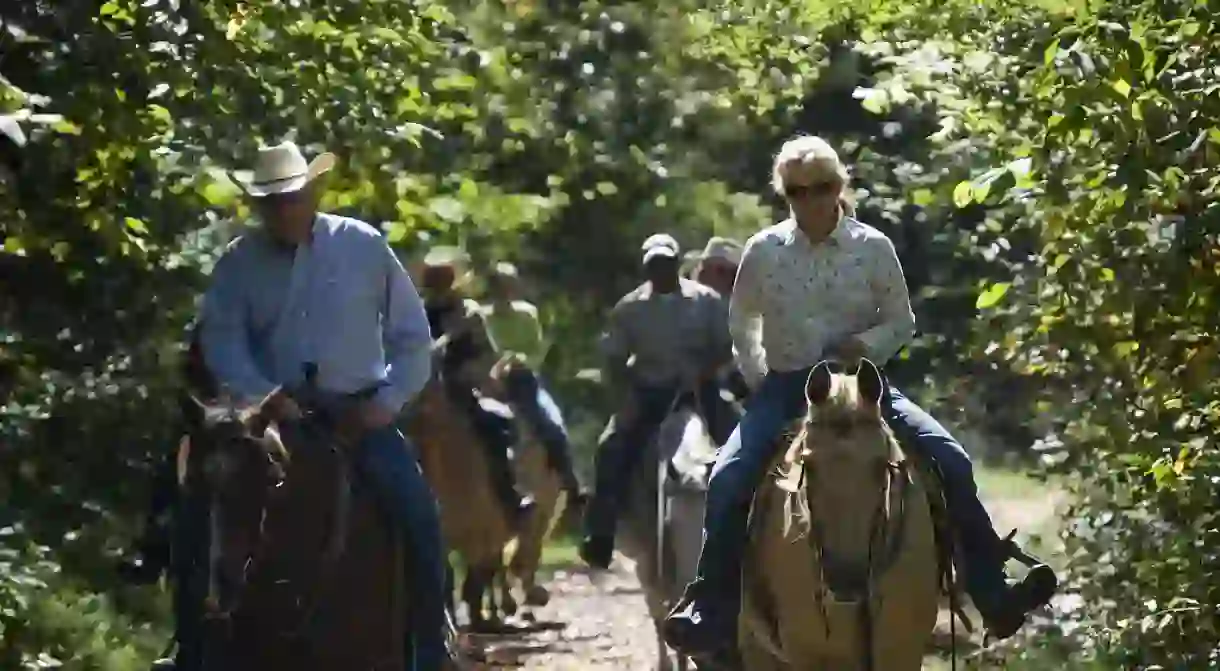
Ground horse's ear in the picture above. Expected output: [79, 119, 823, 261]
[241, 386, 283, 437]
[176, 435, 192, 488]
[255, 386, 283, 413]
[182, 393, 208, 428]
[806, 361, 834, 405]
[856, 358, 885, 406]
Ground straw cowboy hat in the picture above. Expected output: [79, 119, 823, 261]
[422, 245, 471, 269]
[415, 245, 474, 289]
[699, 236, 743, 266]
[230, 141, 336, 197]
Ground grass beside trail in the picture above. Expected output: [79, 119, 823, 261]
[538, 533, 582, 573]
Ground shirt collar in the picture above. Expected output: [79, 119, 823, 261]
[638, 278, 699, 300]
[780, 215, 855, 248]
[253, 213, 326, 251]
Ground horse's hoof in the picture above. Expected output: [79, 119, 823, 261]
[501, 596, 518, 616]
[524, 584, 550, 607]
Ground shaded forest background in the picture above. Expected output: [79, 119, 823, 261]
[1, 0, 1218, 668]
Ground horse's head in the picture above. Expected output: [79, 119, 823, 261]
[788, 358, 895, 471]
[179, 390, 290, 619]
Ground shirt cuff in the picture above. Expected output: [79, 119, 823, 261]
[854, 326, 895, 364]
[371, 385, 409, 417]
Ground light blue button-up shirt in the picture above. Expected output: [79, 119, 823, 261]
[198, 213, 432, 414]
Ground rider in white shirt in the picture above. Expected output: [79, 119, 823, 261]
[663, 135, 1059, 662]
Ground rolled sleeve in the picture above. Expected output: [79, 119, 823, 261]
[198, 246, 278, 404]
[729, 239, 768, 388]
[855, 236, 916, 364]
[373, 240, 433, 414]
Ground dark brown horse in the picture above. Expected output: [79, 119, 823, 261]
[179, 392, 409, 671]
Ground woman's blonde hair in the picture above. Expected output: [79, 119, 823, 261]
[770, 134, 855, 216]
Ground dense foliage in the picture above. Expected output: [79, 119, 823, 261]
[2, 0, 1215, 667]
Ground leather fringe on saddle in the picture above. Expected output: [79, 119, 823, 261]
[922, 458, 972, 671]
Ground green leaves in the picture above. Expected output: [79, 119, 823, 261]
[975, 282, 1011, 310]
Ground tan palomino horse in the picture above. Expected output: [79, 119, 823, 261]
[403, 375, 518, 630]
[740, 360, 939, 670]
[487, 388, 567, 618]
[180, 393, 410, 671]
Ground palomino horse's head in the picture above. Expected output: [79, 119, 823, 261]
[788, 358, 893, 468]
[780, 358, 909, 596]
[179, 391, 290, 619]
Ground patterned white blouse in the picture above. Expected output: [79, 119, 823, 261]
[729, 216, 916, 388]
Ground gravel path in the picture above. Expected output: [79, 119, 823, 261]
[462, 560, 660, 670]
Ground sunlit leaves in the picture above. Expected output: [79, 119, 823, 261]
[975, 282, 1011, 309]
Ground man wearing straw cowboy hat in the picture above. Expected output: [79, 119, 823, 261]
[195, 140, 457, 670]
[416, 245, 536, 527]
[689, 237, 753, 403]
[691, 236, 743, 297]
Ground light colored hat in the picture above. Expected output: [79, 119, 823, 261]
[641, 233, 680, 264]
[700, 237, 743, 266]
[422, 245, 471, 269]
[231, 141, 336, 197]
[492, 261, 518, 278]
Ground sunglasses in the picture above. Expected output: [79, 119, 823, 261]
[783, 181, 839, 200]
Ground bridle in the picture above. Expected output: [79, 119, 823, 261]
[193, 406, 352, 658]
[802, 450, 911, 671]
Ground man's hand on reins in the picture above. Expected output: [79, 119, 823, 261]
[263, 388, 303, 422]
[334, 400, 396, 448]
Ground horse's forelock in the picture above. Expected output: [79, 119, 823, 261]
[194, 400, 290, 471]
[794, 372, 891, 460]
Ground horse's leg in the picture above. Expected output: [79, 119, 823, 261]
[654, 625, 673, 671]
[497, 564, 518, 618]
[461, 564, 487, 631]
[445, 558, 458, 623]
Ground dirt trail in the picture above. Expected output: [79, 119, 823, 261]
[463, 563, 659, 670]
[463, 472, 1062, 669]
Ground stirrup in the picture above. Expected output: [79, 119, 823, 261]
[1001, 528, 1050, 568]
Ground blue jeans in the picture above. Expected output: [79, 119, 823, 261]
[883, 385, 1007, 602]
[585, 380, 740, 540]
[352, 425, 449, 671]
[504, 368, 579, 488]
[689, 368, 1005, 623]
